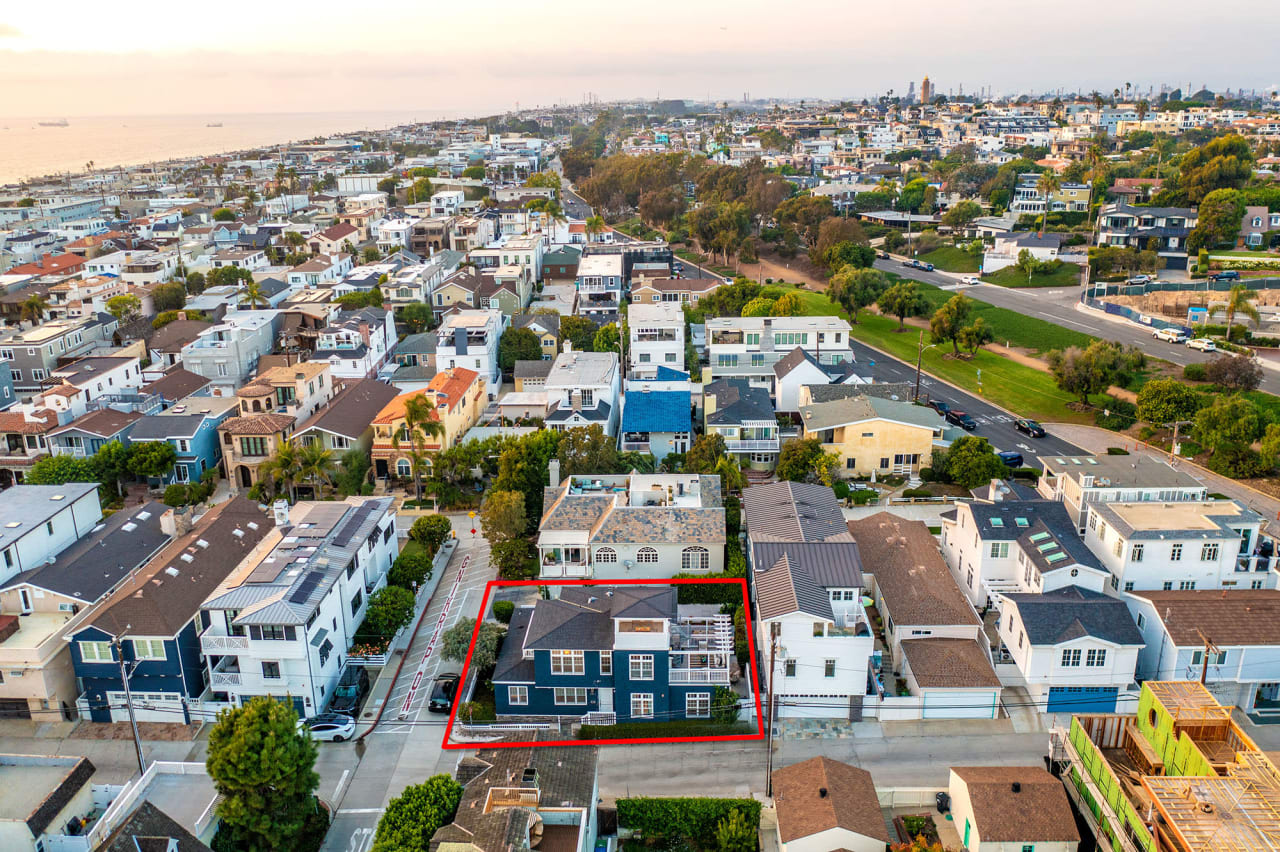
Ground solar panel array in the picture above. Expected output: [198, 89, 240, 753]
[289, 571, 324, 603]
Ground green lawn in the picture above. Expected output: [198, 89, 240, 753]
[778, 284, 1095, 423]
[917, 245, 981, 273]
[981, 263, 1083, 289]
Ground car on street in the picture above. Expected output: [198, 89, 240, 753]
[1152, 328, 1188, 344]
[998, 451, 1024, 467]
[329, 665, 370, 716]
[428, 672, 460, 713]
[1014, 418, 1046, 437]
[299, 713, 357, 742]
[877, 251, 890, 259]
[921, 262, 935, 271]
[1186, 338, 1217, 352]
[946, 410, 977, 430]
[1127, 275, 1153, 285]
[928, 399, 951, 416]
[960, 275, 981, 285]
[1208, 270, 1240, 281]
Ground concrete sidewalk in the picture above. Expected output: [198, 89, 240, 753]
[1042, 423, 1280, 536]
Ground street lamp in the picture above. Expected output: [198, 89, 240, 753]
[913, 329, 938, 402]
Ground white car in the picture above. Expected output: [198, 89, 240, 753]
[960, 276, 981, 286]
[1152, 328, 1187, 344]
[298, 713, 356, 742]
[1186, 338, 1217, 352]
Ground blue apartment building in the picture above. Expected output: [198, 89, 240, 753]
[493, 586, 733, 723]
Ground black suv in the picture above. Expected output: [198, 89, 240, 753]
[928, 400, 951, 417]
[1208, 270, 1240, 282]
[329, 665, 370, 717]
[946, 410, 977, 431]
[428, 673, 460, 713]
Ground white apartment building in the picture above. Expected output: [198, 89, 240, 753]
[1037, 454, 1207, 532]
[704, 316, 854, 399]
[430, 190, 465, 217]
[627, 302, 684, 378]
[200, 497, 399, 716]
[1083, 500, 1272, 593]
[435, 309, 505, 398]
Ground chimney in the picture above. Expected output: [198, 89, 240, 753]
[160, 506, 192, 538]
[358, 320, 371, 346]
[273, 499, 290, 527]
[990, 478, 1003, 501]
[548, 458, 560, 486]
[562, 340, 572, 354]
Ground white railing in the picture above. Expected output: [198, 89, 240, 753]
[583, 711, 617, 726]
[210, 671, 241, 687]
[622, 442, 651, 452]
[724, 439, 779, 452]
[670, 669, 731, 684]
[540, 563, 590, 578]
[84, 762, 209, 848]
[200, 634, 249, 652]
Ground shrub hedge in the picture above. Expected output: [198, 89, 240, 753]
[670, 576, 745, 605]
[616, 796, 762, 842]
[581, 722, 754, 741]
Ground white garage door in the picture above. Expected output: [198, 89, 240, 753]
[922, 690, 999, 719]
[106, 691, 185, 723]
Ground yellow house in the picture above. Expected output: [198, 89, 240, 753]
[370, 368, 486, 480]
[431, 269, 484, 317]
[798, 395, 946, 478]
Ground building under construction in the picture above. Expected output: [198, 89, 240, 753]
[1052, 680, 1280, 852]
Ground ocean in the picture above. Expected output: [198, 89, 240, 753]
[0, 110, 461, 186]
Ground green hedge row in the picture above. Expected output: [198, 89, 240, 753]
[580, 722, 754, 741]
[617, 796, 762, 841]
[669, 575, 745, 604]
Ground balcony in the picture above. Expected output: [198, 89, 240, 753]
[540, 561, 590, 579]
[724, 438, 779, 453]
[200, 633, 249, 653]
[670, 667, 730, 684]
[621, 441, 651, 453]
[210, 657, 241, 687]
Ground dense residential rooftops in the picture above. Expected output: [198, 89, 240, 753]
[538, 473, 724, 545]
[771, 756, 889, 845]
[1130, 590, 1280, 646]
[705, 378, 774, 425]
[950, 766, 1081, 843]
[743, 481, 851, 543]
[295, 378, 399, 440]
[1002, 586, 1144, 646]
[47, 408, 141, 438]
[848, 513, 977, 626]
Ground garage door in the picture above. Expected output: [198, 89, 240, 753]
[776, 695, 850, 719]
[107, 691, 186, 723]
[1046, 686, 1117, 713]
[922, 690, 999, 719]
[0, 698, 31, 719]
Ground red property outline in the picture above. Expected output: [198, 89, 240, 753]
[443, 578, 764, 749]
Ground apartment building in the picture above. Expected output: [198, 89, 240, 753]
[370, 369, 486, 481]
[704, 316, 854, 398]
[627, 302, 684, 378]
[435, 309, 504, 397]
[179, 311, 279, 393]
[1037, 454, 1207, 532]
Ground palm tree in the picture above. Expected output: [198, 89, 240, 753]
[1208, 284, 1262, 338]
[20, 294, 49, 327]
[213, 163, 225, 199]
[263, 441, 302, 503]
[1036, 172, 1061, 234]
[390, 394, 446, 504]
[242, 187, 259, 214]
[585, 215, 606, 243]
[1136, 100, 1150, 123]
[296, 440, 336, 499]
[242, 278, 266, 309]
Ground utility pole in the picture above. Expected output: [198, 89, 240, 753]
[1197, 629, 1220, 685]
[765, 627, 779, 796]
[111, 628, 147, 776]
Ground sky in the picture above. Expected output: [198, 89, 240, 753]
[2, 0, 1277, 118]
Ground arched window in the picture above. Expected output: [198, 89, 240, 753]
[681, 546, 709, 571]
[637, 547, 659, 564]
[595, 548, 617, 564]
[396, 458, 412, 477]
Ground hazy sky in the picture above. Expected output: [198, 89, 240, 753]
[2, 1, 1276, 117]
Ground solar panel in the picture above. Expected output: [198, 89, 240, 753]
[332, 503, 379, 548]
[289, 571, 324, 604]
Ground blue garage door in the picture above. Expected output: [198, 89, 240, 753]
[1047, 686, 1118, 713]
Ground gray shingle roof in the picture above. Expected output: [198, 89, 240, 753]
[803, 382, 914, 404]
[523, 599, 613, 650]
[705, 378, 775, 425]
[1002, 586, 1144, 647]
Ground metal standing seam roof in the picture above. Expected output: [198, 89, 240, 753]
[743, 481, 851, 543]
[755, 554, 834, 621]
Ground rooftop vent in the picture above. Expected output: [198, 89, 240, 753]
[122, 522, 138, 532]
[4, 522, 20, 529]
[818, 787, 828, 798]
[232, 529, 245, 539]
[1011, 782, 1021, 793]
[50, 494, 65, 501]
[196, 539, 209, 549]
[180, 553, 194, 563]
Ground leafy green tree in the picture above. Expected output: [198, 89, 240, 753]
[440, 618, 505, 671]
[957, 318, 994, 356]
[461, 165, 486, 180]
[558, 425, 621, 478]
[1174, 133, 1254, 204]
[365, 585, 415, 636]
[479, 490, 527, 545]
[371, 775, 464, 852]
[740, 297, 775, 317]
[1136, 379, 1203, 425]
[498, 327, 543, 372]
[377, 175, 399, 198]
[493, 430, 562, 529]
[92, 440, 134, 495]
[27, 455, 98, 485]
[409, 514, 453, 554]
[684, 432, 727, 473]
[399, 302, 433, 334]
[207, 697, 320, 852]
[877, 282, 929, 331]
[1208, 284, 1261, 333]
[941, 200, 982, 229]
[296, 441, 335, 498]
[151, 282, 187, 313]
[127, 441, 178, 480]
[929, 294, 972, 356]
[813, 217, 869, 271]
[1188, 189, 1246, 251]
[389, 548, 433, 589]
[770, 292, 802, 316]
[212, 207, 235, 221]
[711, 686, 741, 724]
[334, 447, 371, 496]
[941, 436, 1008, 489]
[1046, 340, 1145, 405]
[20, 294, 49, 326]
[776, 438, 827, 484]
[1204, 354, 1264, 392]
[1260, 423, 1280, 470]
[593, 322, 620, 353]
[361, 246, 381, 264]
[559, 315, 598, 352]
[714, 808, 756, 852]
[184, 270, 206, 294]
[1194, 394, 1263, 452]
[828, 266, 888, 324]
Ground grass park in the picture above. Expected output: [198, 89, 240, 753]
[980, 262, 1084, 289]
[916, 245, 981, 273]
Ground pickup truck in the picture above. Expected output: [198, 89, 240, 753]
[1152, 328, 1188, 344]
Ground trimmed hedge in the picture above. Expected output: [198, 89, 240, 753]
[492, 600, 514, 624]
[581, 722, 754, 741]
[670, 575, 745, 605]
[616, 796, 762, 842]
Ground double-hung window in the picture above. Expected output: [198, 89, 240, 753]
[686, 692, 710, 718]
[132, 639, 167, 661]
[1201, 543, 1220, 561]
[508, 686, 529, 706]
[1086, 649, 1107, 667]
[553, 687, 587, 705]
[631, 693, 654, 718]
[1061, 649, 1081, 667]
[550, 650, 584, 675]
[629, 654, 654, 680]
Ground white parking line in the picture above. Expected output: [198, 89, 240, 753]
[333, 769, 350, 801]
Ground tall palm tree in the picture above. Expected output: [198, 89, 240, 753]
[296, 440, 336, 499]
[390, 394, 446, 504]
[20, 294, 49, 326]
[242, 278, 266, 309]
[1208, 284, 1261, 337]
[1136, 100, 1150, 123]
[264, 441, 302, 503]
[242, 187, 259, 214]
[213, 163, 225, 198]
[1036, 172, 1061, 234]
[584, 215, 606, 243]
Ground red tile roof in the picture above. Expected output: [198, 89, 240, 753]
[8, 254, 87, 277]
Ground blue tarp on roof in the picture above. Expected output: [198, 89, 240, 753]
[621, 389, 691, 434]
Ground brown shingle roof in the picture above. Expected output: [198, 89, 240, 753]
[1132, 590, 1280, 646]
[149, 319, 213, 353]
[849, 513, 978, 627]
[49, 408, 142, 438]
[900, 638, 1000, 689]
[295, 378, 399, 441]
[951, 766, 1080, 843]
[141, 368, 211, 400]
[219, 413, 294, 435]
[772, 757, 889, 844]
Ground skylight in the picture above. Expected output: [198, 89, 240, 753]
[989, 518, 1004, 528]
[1037, 542, 1060, 553]
[1014, 517, 1029, 527]
[122, 522, 137, 532]
[1046, 552, 1069, 563]
[1029, 531, 1051, 543]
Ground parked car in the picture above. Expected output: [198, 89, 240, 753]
[920, 262, 935, 272]
[998, 451, 1024, 467]
[1208, 270, 1240, 281]
[877, 251, 890, 259]
[1127, 274, 1153, 285]
[960, 275, 981, 285]
[299, 713, 356, 743]
[428, 672, 460, 713]
[1187, 338, 1218, 352]
[928, 399, 951, 416]
[329, 665, 370, 717]
[902, 259, 917, 268]
[1152, 328, 1188, 344]
[1014, 418, 1046, 438]
[946, 410, 977, 431]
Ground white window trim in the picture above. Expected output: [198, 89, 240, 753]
[508, 685, 528, 706]
[629, 654, 654, 681]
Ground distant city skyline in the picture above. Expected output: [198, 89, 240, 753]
[1, 1, 1277, 118]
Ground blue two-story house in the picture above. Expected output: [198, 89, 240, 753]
[67, 497, 274, 723]
[493, 586, 734, 723]
[122, 396, 240, 486]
